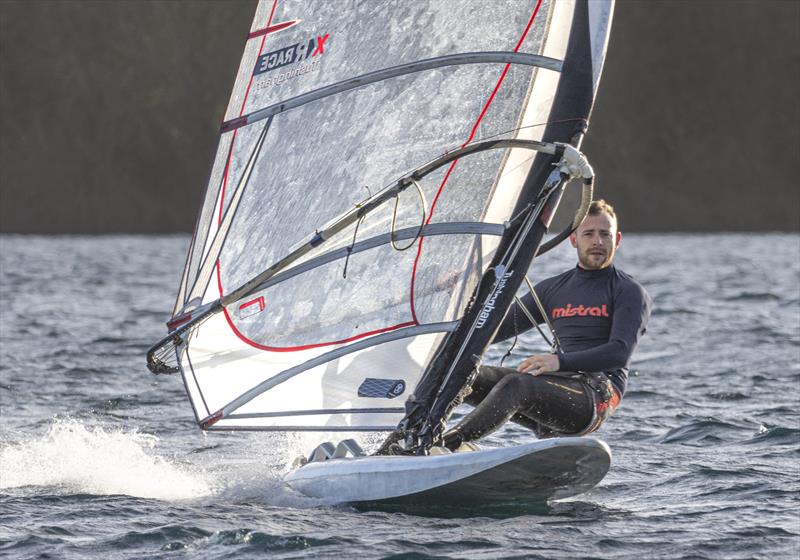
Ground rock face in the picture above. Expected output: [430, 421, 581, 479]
[1, 0, 797, 233]
[581, 0, 799, 232]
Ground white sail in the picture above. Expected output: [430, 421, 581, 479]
[166, 0, 614, 431]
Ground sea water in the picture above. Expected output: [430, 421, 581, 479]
[1, 234, 798, 559]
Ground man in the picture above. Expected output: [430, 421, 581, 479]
[441, 199, 651, 449]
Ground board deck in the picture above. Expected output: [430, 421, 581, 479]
[284, 437, 611, 505]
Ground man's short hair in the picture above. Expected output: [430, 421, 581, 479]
[587, 199, 617, 222]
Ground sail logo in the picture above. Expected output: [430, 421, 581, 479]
[476, 271, 514, 329]
[253, 33, 330, 76]
[552, 304, 609, 319]
[357, 378, 406, 399]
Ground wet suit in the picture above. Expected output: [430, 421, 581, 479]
[443, 265, 651, 448]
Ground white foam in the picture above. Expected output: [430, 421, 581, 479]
[0, 419, 215, 501]
[196, 430, 390, 507]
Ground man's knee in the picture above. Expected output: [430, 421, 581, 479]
[467, 366, 515, 405]
[493, 372, 528, 394]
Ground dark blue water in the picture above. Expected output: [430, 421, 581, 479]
[1, 234, 798, 559]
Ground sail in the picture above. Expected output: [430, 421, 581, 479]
[163, 0, 614, 432]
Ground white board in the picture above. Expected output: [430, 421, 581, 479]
[284, 437, 611, 505]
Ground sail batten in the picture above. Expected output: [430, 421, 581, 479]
[220, 51, 563, 133]
[185, 118, 273, 308]
[227, 408, 404, 420]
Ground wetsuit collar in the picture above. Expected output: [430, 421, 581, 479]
[575, 264, 615, 279]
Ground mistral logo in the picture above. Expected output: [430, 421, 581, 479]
[476, 269, 514, 329]
[253, 32, 330, 76]
[552, 304, 609, 319]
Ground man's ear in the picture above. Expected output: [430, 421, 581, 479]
[569, 232, 578, 248]
[615, 231, 622, 248]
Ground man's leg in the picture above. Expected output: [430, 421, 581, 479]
[443, 366, 594, 449]
[462, 365, 515, 406]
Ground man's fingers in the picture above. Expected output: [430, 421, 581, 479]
[517, 358, 540, 374]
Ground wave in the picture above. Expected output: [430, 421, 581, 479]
[723, 291, 782, 302]
[707, 391, 749, 401]
[742, 426, 800, 446]
[658, 417, 745, 445]
[631, 350, 677, 364]
[650, 307, 701, 316]
[656, 417, 800, 449]
[0, 419, 214, 501]
[150, 527, 347, 555]
[0, 419, 388, 508]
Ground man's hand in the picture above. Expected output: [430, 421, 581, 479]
[517, 354, 560, 375]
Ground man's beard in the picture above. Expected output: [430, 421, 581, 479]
[578, 248, 612, 269]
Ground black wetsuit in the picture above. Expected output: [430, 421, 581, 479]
[444, 265, 651, 446]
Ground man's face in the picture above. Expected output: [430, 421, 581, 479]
[569, 211, 621, 270]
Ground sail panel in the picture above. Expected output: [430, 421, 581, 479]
[181, 311, 450, 429]
[214, 62, 535, 294]
[177, 0, 557, 313]
[228, 332, 444, 420]
[221, 231, 493, 349]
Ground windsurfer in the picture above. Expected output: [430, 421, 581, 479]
[441, 199, 651, 449]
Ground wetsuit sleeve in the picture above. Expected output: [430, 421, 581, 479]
[558, 281, 652, 372]
[492, 289, 546, 343]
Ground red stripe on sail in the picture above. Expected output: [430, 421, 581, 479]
[247, 19, 299, 39]
[409, 0, 543, 324]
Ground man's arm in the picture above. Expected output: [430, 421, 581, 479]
[558, 281, 651, 373]
[492, 290, 546, 343]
